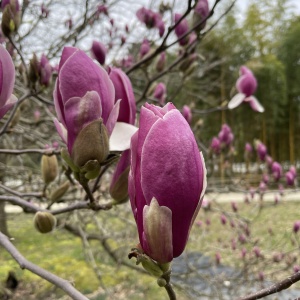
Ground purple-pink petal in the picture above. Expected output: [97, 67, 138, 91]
[236, 72, 257, 97]
[64, 91, 102, 153]
[91, 40, 107, 65]
[0, 45, 16, 109]
[140, 109, 203, 257]
[58, 48, 114, 125]
[108, 67, 136, 125]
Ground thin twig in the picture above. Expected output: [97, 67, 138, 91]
[0, 195, 112, 215]
[238, 271, 300, 300]
[0, 231, 89, 300]
[0, 148, 60, 155]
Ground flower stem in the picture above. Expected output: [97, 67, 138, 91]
[164, 283, 176, 300]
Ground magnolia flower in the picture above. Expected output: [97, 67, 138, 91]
[245, 142, 252, 153]
[210, 137, 221, 154]
[272, 161, 282, 182]
[109, 68, 136, 203]
[286, 171, 295, 186]
[0, 45, 17, 119]
[174, 13, 189, 46]
[228, 66, 264, 113]
[182, 105, 192, 124]
[1, 0, 21, 36]
[41, 3, 50, 18]
[129, 102, 206, 263]
[256, 142, 267, 161]
[136, 7, 165, 37]
[156, 52, 166, 72]
[153, 82, 166, 106]
[293, 221, 300, 233]
[140, 39, 150, 58]
[193, 0, 209, 30]
[91, 41, 107, 65]
[53, 47, 120, 168]
[218, 124, 234, 146]
[39, 54, 52, 87]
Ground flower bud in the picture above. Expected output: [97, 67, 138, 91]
[49, 181, 70, 203]
[71, 119, 109, 168]
[139, 39, 150, 58]
[272, 161, 282, 181]
[210, 137, 221, 154]
[156, 52, 166, 72]
[245, 142, 252, 153]
[157, 278, 167, 287]
[1, 0, 21, 37]
[41, 154, 58, 185]
[33, 211, 57, 234]
[293, 221, 300, 234]
[153, 82, 166, 106]
[193, 0, 209, 31]
[39, 54, 52, 87]
[174, 13, 189, 46]
[182, 105, 192, 124]
[109, 150, 130, 204]
[129, 103, 206, 263]
[286, 171, 295, 186]
[91, 40, 107, 65]
[29, 53, 39, 86]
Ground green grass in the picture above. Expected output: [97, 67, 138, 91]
[0, 210, 187, 299]
[1, 198, 300, 299]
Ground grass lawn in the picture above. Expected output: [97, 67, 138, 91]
[1, 196, 300, 299]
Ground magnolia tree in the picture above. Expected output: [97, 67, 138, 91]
[0, 0, 299, 299]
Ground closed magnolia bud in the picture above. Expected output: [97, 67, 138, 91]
[29, 53, 39, 86]
[71, 119, 109, 168]
[49, 181, 70, 203]
[1, 0, 21, 37]
[33, 211, 57, 233]
[110, 165, 130, 204]
[41, 154, 58, 184]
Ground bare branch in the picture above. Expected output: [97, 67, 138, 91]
[0, 195, 113, 215]
[238, 271, 300, 300]
[0, 231, 89, 300]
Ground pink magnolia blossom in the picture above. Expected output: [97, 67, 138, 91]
[153, 82, 166, 106]
[174, 13, 189, 46]
[0, 45, 17, 119]
[140, 39, 150, 58]
[193, 0, 209, 30]
[257, 142, 267, 161]
[289, 166, 297, 178]
[41, 3, 50, 18]
[210, 137, 221, 154]
[228, 66, 264, 112]
[245, 142, 252, 153]
[39, 54, 52, 87]
[91, 41, 107, 65]
[286, 171, 295, 186]
[53, 47, 119, 158]
[218, 124, 234, 146]
[294, 221, 300, 233]
[129, 102, 206, 263]
[272, 161, 282, 181]
[156, 51, 166, 72]
[109, 68, 137, 202]
[136, 7, 165, 37]
[182, 105, 192, 124]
